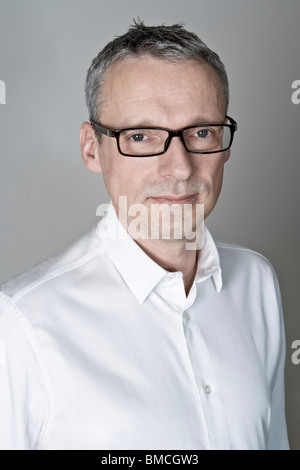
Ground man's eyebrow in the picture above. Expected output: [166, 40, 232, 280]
[187, 116, 227, 126]
[116, 118, 158, 128]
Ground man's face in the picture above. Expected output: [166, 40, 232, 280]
[86, 57, 230, 238]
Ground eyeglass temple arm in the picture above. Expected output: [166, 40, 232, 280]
[226, 116, 238, 132]
[91, 121, 116, 137]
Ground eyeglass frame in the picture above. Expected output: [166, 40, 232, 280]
[90, 115, 238, 157]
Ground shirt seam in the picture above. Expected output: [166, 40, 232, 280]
[11, 246, 105, 303]
[216, 242, 271, 262]
[0, 292, 54, 450]
[215, 242, 278, 273]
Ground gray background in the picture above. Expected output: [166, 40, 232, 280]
[0, 0, 299, 449]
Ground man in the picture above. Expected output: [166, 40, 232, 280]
[0, 21, 289, 450]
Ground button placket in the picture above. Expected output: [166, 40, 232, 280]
[177, 308, 212, 449]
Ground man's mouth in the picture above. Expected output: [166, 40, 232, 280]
[148, 194, 197, 205]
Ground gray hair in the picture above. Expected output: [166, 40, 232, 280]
[85, 20, 229, 125]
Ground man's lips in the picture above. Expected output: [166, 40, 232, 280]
[148, 194, 197, 204]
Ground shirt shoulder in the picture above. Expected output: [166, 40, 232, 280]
[214, 239, 284, 368]
[1, 224, 104, 301]
[215, 239, 277, 275]
[214, 239, 281, 299]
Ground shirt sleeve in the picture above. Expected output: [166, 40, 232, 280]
[0, 293, 51, 450]
[266, 277, 290, 450]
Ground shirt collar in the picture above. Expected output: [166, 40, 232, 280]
[195, 227, 223, 292]
[96, 203, 222, 303]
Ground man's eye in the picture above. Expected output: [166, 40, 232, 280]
[130, 133, 147, 142]
[196, 129, 210, 138]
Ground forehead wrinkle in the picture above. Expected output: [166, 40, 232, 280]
[120, 87, 195, 103]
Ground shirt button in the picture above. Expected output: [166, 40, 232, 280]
[204, 385, 212, 396]
[183, 311, 190, 321]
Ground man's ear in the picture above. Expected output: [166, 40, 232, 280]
[80, 122, 102, 173]
[224, 149, 231, 163]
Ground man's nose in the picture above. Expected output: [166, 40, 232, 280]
[158, 135, 194, 181]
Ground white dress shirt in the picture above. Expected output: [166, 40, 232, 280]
[0, 204, 289, 450]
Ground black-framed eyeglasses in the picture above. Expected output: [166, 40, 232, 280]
[91, 115, 237, 158]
